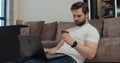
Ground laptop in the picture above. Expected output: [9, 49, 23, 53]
[18, 36, 67, 60]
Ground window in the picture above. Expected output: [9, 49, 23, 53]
[0, 0, 6, 26]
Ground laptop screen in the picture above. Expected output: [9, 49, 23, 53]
[18, 36, 47, 59]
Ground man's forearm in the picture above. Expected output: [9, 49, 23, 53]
[44, 47, 58, 54]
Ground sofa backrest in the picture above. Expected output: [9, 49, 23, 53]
[103, 17, 120, 38]
[20, 21, 58, 41]
[20, 21, 44, 37]
[85, 37, 120, 62]
[25, 21, 44, 36]
[41, 21, 58, 41]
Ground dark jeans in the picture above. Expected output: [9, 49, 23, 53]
[5, 56, 77, 63]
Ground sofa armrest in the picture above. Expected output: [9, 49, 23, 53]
[41, 41, 59, 48]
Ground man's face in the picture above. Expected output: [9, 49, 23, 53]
[72, 8, 88, 26]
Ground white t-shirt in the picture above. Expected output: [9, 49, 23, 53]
[56, 23, 100, 63]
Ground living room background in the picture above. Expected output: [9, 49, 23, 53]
[16, 0, 83, 23]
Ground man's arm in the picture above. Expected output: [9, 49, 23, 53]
[74, 41, 98, 60]
[62, 32, 99, 60]
[44, 40, 64, 54]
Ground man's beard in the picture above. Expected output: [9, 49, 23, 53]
[75, 19, 86, 26]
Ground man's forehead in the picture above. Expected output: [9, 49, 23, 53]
[72, 8, 83, 12]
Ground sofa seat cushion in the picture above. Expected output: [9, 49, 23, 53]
[103, 17, 120, 38]
[41, 22, 58, 40]
[89, 19, 104, 37]
[86, 38, 120, 62]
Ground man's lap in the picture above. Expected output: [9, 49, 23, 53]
[5, 56, 76, 63]
[25, 56, 76, 63]
[48, 56, 76, 63]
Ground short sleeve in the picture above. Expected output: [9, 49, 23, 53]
[86, 28, 100, 44]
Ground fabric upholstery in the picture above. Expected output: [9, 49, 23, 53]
[86, 38, 120, 62]
[25, 21, 44, 36]
[41, 41, 58, 48]
[89, 19, 104, 37]
[20, 27, 30, 36]
[103, 18, 120, 38]
[41, 22, 57, 40]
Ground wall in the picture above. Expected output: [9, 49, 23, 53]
[17, 0, 83, 23]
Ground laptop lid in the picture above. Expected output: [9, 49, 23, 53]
[18, 36, 47, 60]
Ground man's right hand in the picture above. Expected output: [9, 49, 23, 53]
[44, 48, 49, 53]
[44, 48, 57, 54]
[44, 40, 65, 54]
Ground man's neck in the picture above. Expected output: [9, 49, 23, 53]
[85, 18, 89, 24]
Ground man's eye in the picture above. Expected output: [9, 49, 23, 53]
[73, 15, 75, 17]
[77, 15, 81, 17]
[73, 15, 81, 18]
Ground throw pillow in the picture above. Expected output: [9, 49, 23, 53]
[25, 21, 44, 36]
[41, 22, 58, 40]
[86, 38, 120, 62]
[20, 27, 30, 36]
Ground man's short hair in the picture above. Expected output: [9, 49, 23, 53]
[71, 2, 89, 14]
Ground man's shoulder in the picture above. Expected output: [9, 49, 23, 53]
[86, 24, 97, 30]
[66, 26, 77, 31]
[83, 24, 99, 34]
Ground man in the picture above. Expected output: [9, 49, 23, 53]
[6, 1, 100, 63]
[44, 1, 100, 63]
[26, 1, 99, 63]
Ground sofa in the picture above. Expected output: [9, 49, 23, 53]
[17, 17, 120, 63]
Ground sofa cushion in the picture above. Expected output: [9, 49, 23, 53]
[103, 17, 120, 38]
[25, 21, 44, 36]
[56, 22, 76, 42]
[89, 19, 104, 37]
[41, 22, 58, 40]
[20, 27, 30, 36]
[86, 38, 120, 62]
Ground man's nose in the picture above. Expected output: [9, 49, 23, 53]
[74, 17, 78, 20]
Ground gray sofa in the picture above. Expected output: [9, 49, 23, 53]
[18, 17, 120, 63]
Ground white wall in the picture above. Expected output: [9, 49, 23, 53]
[18, 0, 83, 23]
